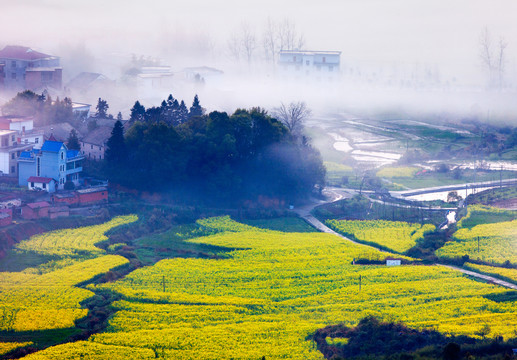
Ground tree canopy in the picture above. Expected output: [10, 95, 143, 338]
[105, 107, 325, 205]
[1, 91, 73, 126]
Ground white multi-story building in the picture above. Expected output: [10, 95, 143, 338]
[278, 50, 341, 82]
[0, 116, 44, 149]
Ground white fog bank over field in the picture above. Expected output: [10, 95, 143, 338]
[1, 0, 517, 123]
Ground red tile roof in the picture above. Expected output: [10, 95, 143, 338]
[0, 46, 54, 61]
[27, 201, 51, 209]
[27, 176, 53, 184]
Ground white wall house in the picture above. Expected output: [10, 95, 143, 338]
[0, 116, 43, 149]
[278, 50, 341, 82]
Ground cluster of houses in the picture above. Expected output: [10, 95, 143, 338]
[0, 114, 111, 228]
[0, 115, 114, 178]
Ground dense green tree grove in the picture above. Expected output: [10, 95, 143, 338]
[106, 107, 325, 204]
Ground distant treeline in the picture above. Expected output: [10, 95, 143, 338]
[106, 101, 325, 205]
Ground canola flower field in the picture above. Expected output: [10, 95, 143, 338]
[326, 219, 435, 253]
[463, 262, 517, 285]
[20, 216, 517, 360]
[0, 215, 137, 355]
[436, 206, 517, 265]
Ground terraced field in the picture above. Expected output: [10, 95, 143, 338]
[20, 216, 517, 359]
[437, 206, 517, 265]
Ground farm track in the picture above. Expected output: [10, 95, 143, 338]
[297, 189, 517, 291]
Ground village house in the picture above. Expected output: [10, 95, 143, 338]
[0, 129, 33, 177]
[36, 123, 79, 143]
[0, 209, 12, 227]
[80, 126, 112, 160]
[18, 140, 84, 192]
[0, 45, 62, 91]
[278, 50, 341, 82]
[51, 186, 108, 206]
[0, 116, 44, 149]
[21, 201, 50, 220]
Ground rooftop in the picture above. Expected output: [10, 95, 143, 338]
[81, 126, 113, 146]
[25, 67, 62, 72]
[26, 201, 51, 209]
[0, 130, 16, 136]
[66, 149, 83, 159]
[0, 46, 57, 61]
[27, 176, 53, 184]
[77, 187, 107, 194]
[279, 50, 342, 55]
[0, 115, 34, 123]
[41, 140, 64, 153]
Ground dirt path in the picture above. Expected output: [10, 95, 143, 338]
[297, 191, 517, 291]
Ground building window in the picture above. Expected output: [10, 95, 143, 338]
[306, 60, 310, 66]
[35, 138, 39, 144]
[22, 126, 25, 132]
[25, 139, 28, 144]
[322, 57, 326, 63]
[11, 135, 15, 142]
[11, 153, 15, 159]
[11, 61, 16, 68]
[31, 182, 34, 188]
[11, 73, 16, 80]
[10, 166, 15, 173]
[61, 152, 64, 160]
[43, 183, 46, 189]
[91, 144, 93, 149]
[37, 157, 41, 176]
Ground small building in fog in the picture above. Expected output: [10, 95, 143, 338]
[81, 126, 113, 161]
[278, 50, 341, 82]
[0, 45, 62, 91]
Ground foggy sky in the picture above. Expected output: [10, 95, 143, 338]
[2, 1, 517, 121]
[2, 1, 516, 68]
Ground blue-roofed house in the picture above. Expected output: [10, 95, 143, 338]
[18, 140, 84, 192]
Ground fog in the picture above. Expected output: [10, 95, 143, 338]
[1, 0, 517, 123]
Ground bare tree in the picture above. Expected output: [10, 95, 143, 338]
[240, 22, 257, 65]
[227, 32, 242, 61]
[497, 37, 508, 88]
[479, 27, 507, 89]
[278, 18, 305, 51]
[273, 101, 312, 136]
[263, 18, 278, 63]
[228, 23, 257, 65]
[262, 18, 305, 64]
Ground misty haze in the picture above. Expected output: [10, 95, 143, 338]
[0, 1, 517, 359]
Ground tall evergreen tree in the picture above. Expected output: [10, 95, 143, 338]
[66, 129, 81, 151]
[188, 94, 204, 119]
[96, 98, 109, 118]
[105, 120, 126, 163]
[130, 100, 146, 122]
[178, 100, 189, 124]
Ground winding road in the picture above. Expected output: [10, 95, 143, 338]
[295, 186, 517, 291]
